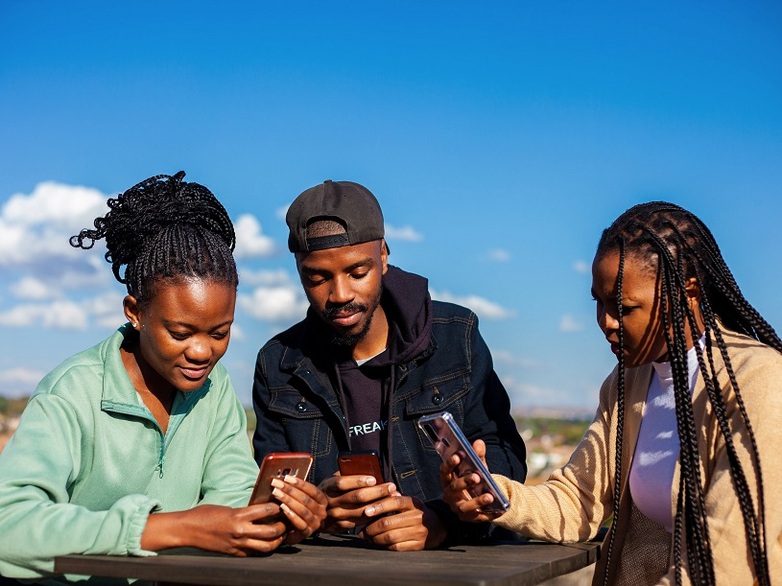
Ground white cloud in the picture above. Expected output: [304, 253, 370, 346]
[0, 290, 124, 330]
[0, 181, 107, 266]
[233, 214, 276, 258]
[238, 284, 309, 323]
[385, 224, 423, 242]
[502, 378, 564, 402]
[0, 367, 45, 385]
[239, 268, 295, 287]
[0, 300, 89, 329]
[431, 290, 516, 320]
[492, 350, 539, 369]
[229, 323, 245, 342]
[11, 277, 58, 300]
[573, 260, 589, 274]
[559, 314, 584, 332]
[85, 291, 126, 329]
[488, 249, 511, 262]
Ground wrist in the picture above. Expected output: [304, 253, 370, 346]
[141, 510, 189, 551]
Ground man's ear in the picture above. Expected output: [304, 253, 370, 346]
[123, 295, 142, 330]
[381, 239, 389, 275]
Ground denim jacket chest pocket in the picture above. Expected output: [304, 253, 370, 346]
[266, 386, 341, 459]
[402, 371, 471, 453]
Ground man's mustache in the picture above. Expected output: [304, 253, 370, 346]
[323, 302, 366, 320]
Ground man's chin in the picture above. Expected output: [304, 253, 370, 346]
[329, 329, 365, 347]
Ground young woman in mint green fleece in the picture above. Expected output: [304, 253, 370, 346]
[0, 172, 327, 583]
[440, 202, 779, 586]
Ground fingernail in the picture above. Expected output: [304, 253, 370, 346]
[272, 488, 284, 499]
[271, 478, 284, 488]
[365, 506, 375, 516]
[283, 474, 298, 484]
[365, 477, 377, 485]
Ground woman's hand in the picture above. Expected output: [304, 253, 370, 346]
[269, 475, 329, 544]
[439, 439, 504, 523]
[142, 503, 288, 555]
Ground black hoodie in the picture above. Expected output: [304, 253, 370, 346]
[317, 266, 432, 480]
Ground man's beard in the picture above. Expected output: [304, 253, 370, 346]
[323, 285, 383, 348]
[327, 307, 375, 347]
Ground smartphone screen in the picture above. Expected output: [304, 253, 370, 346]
[417, 411, 510, 513]
[249, 452, 313, 506]
[338, 450, 384, 483]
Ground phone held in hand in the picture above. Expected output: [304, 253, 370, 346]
[249, 452, 313, 506]
[338, 450, 384, 483]
[417, 411, 510, 514]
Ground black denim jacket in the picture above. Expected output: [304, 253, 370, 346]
[251, 270, 527, 543]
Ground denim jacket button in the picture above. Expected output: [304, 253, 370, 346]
[432, 394, 443, 405]
[296, 401, 308, 412]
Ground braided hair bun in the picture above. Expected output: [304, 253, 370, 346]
[71, 171, 238, 303]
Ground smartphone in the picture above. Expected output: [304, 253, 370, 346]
[249, 452, 313, 506]
[338, 450, 384, 483]
[417, 411, 510, 514]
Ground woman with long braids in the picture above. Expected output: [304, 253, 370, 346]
[0, 172, 327, 583]
[439, 201, 781, 584]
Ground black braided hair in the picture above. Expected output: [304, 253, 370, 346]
[70, 171, 238, 304]
[595, 201, 777, 586]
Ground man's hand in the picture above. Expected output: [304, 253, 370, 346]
[318, 474, 397, 532]
[362, 496, 447, 551]
[439, 438, 504, 524]
[269, 475, 328, 545]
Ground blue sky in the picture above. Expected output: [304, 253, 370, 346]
[1, 1, 781, 410]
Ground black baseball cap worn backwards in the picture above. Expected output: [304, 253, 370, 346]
[286, 180, 385, 253]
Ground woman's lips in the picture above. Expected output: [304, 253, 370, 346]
[180, 366, 208, 379]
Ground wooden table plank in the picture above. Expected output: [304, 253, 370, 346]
[55, 535, 600, 586]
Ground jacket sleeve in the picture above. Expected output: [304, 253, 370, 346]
[491, 369, 618, 543]
[251, 344, 294, 465]
[0, 394, 159, 579]
[198, 370, 259, 508]
[428, 312, 528, 543]
[462, 316, 527, 482]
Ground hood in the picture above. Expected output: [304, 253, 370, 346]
[374, 265, 433, 367]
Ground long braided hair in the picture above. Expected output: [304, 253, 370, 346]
[596, 201, 778, 585]
[70, 171, 238, 304]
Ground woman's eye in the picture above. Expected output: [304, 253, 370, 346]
[170, 331, 189, 340]
[211, 331, 229, 340]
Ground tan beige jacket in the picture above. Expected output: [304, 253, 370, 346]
[493, 328, 782, 585]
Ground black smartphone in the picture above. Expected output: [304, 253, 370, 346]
[417, 411, 510, 514]
[249, 452, 313, 506]
[338, 450, 384, 483]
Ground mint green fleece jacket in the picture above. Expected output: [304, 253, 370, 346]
[0, 325, 259, 582]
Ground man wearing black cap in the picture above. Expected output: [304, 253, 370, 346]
[252, 180, 526, 550]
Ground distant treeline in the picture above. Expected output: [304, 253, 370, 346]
[0, 397, 29, 418]
[515, 416, 591, 445]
